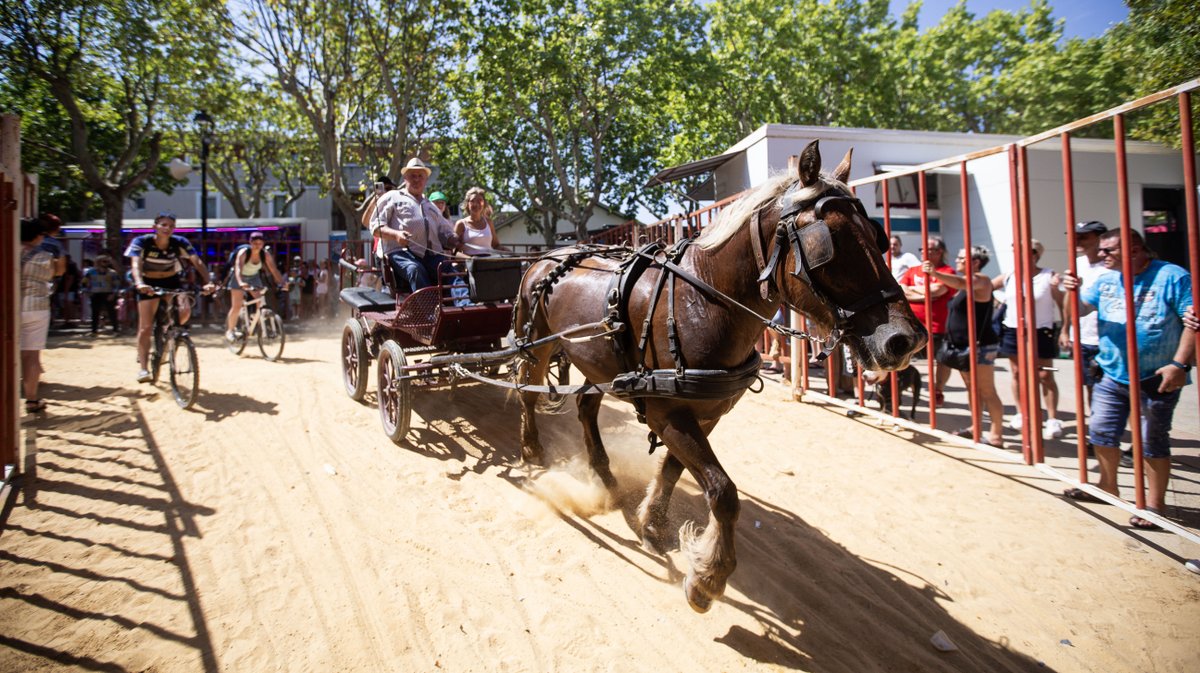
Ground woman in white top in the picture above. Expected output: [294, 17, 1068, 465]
[225, 231, 286, 342]
[454, 187, 508, 256]
[992, 238, 1066, 438]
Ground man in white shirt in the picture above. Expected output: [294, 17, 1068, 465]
[889, 235, 920, 280]
[1059, 220, 1109, 407]
[369, 158, 458, 292]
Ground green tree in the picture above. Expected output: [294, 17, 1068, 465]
[179, 78, 322, 219]
[0, 0, 225, 254]
[449, 0, 707, 243]
[1106, 0, 1199, 146]
[234, 0, 459, 240]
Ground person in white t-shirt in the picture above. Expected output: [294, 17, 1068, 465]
[1059, 221, 1108, 409]
[889, 235, 920, 280]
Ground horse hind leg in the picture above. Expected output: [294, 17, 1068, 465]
[577, 392, 617, 490]
[652, 411, 739, 613]
[636, 452, 684, 553]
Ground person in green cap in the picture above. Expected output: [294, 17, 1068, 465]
[429, 191, 450, 219]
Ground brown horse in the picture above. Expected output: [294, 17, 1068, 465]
[512, 140, 926, 612]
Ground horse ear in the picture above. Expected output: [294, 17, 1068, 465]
[832, 148, 853, 184]
[797, 140, 821, 187]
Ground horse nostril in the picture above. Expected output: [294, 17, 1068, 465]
[885, 332, 918, 359]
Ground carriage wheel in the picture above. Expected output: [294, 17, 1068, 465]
[377, 340, 412, 444]
[341, 319, 370, 401]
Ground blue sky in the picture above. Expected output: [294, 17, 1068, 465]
[889, 0, 1129, 39]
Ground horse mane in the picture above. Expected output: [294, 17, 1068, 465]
[696, 171, 850, 251]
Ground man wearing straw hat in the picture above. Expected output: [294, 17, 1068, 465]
[369, 157, 458, 292]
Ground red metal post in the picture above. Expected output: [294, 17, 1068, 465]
[919, 170, 937, 428]
[1, 176, 17, 473]
[1009, 146, 1033, 464]
[1114, 113, 1147, 510]
[883, 179, 900, 418]
[1061, 132, 1089, 482]
[1180, 92, 1200, 420]
[960, 161, 981, 442]
[850, 185, 865, 407]
[1018, 145, 1046, 464]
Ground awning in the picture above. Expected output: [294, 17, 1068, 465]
[873, 162, 962, 177]
[645, 150, 745, 189]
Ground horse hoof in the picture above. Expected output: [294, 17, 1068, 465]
[683, 575, 714, 613]
[640, 526, 668, 555]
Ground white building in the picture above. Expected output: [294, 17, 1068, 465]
[654, 124, 1194, 276]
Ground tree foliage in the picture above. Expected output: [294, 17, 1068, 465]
[233, 0, 459, 240]
[448, 0, 707, 244]
[0, 0, 226, 253]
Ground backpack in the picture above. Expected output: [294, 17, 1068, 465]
[225, 244, 271, 284]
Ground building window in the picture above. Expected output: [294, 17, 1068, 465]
[272, 195, 293, 218]
[131, 196, 146, 211]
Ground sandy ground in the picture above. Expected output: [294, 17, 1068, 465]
[2, 325, 1198, 673]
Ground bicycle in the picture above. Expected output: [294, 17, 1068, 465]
[226, 287, 286, 361]
[147, 288, 202, 409]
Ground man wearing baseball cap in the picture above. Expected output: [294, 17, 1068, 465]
[368, 157, 458, 292]
[428, 191, 450, 219]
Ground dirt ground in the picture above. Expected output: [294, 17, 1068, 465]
[2, 325, 1198, 672]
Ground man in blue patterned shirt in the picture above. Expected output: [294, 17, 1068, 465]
[1061, 229, 1194, 529]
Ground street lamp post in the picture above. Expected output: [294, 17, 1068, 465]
[193, 110, 214, 240]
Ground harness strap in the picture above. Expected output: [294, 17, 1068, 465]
[750, 209, 771, 299]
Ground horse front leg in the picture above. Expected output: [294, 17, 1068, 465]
[651, 410, 739, 614]
[577, 392, 617, 490]
[517, 354, 551, 465]
[637, 452, 684, 553]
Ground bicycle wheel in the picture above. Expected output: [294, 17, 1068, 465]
[538, 351, 572, 413]
[342, 318, 370, 401]
[226, 313, 248, 355]
[169, 335, 200, 409]
[258, 310, 286, 361]
[377, 340, 411, 444]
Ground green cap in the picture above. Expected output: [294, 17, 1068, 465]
[429, 191, 447, 203]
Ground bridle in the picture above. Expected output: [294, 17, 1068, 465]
[754, 186, 902, 341]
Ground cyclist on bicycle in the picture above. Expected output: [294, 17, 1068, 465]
[125, 212, 216, 382]
[224, 231, 287, 342]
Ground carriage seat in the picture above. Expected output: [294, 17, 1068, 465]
[466, 257, 525, 303]
[339, 286, 396, 313]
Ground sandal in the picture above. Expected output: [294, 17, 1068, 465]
[1129, 510, 1162, 531]
[1062, 487, 1103, 504]
[25, 399, 47, 413]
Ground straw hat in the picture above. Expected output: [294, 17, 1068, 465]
[400, 157, 432, 177]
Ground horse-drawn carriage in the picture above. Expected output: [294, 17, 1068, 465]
[338, 255, 567, 442]
[338, 142, 927, 613]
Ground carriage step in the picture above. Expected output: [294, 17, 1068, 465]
[339, 287, 396, 313]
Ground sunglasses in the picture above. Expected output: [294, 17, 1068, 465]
[1097, 246, 1120, 256]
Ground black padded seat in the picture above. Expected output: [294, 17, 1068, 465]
[339, 286, 396, 313]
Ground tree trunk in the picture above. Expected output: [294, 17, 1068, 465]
[102, 191, 126, 261]
[541, 213, 556, 248]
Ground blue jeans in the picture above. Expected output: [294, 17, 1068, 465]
[387, 249, 448, 292]
[1088, 374, 1181, 458]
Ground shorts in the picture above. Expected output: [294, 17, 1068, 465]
[20, 310, 51, 350]
[227, 272, 266, 291]
[1087, 374, 1181, 458]
[974, 343, 999, 366]
[998, 325, 1058, 360]
[137, 275, 182, 301]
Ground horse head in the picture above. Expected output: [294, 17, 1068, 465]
[765, 140, 927, 371]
